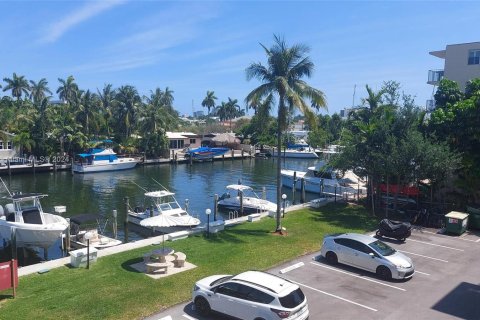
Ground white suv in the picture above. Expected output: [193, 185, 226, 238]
[192, 270, 309, 320]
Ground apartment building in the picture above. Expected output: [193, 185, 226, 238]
[427, 41, 480, 110]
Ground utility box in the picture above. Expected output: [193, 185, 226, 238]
[466, 206, 480, 230]
[445, 211, 469, 235]
[69, 247, 98, 268]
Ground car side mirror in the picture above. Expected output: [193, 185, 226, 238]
[369, 253, 375, 258]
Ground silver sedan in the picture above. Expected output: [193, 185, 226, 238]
[320, 233, 414, 280]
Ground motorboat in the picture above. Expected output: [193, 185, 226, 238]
[68, 214, 122, 249]
[270, 140, 319, 159]
[73, 147, 139, 173]
[128, 189, 201, 233]
[0, 193, 69, 248]
[217, 184, 277, 215]
[281, 161, 364, 195]
[184, 146, 230, 161]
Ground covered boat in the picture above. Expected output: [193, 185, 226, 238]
[217, 184, 277, 215]
[184, 147, 230, 161]
[69, 213, 122, 249]
[73, 146, 139, 173]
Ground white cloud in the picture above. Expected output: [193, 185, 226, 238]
[40, 0, 126, 44]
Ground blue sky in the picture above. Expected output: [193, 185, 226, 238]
[1, 0, 478, 116]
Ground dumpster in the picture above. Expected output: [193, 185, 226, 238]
[69, 247, 98, 268]
[444, 211, 469, 235]
[466, 206, 480, 230]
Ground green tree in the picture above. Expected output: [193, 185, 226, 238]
[246, 35, 327, 231]
[201, 90, 217, 115]
[114, 85, 141, 140]
[434, 78, 463, 109]
[2, 73, 30, 101]
[29, 78, 52, 105]
[57, 76, 79, 105]
[97, 84, 116, 135]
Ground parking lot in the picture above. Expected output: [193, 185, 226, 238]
[147, 229, 480, 320]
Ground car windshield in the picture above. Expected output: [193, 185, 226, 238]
[209, 276, 233, 287]
[279, 288, 305, 308]
[369, 240, 396, 256]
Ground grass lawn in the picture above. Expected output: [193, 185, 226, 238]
[0, 203, 377, 320]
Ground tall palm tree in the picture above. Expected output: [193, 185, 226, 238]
[2, 73, 30, 101]
[217, 100, 238, 130]
[29, 78, 52, 105]
[98, 84, 116, 136]
[57, 76, 78, 105]
[77, 90, 98, 136]
[201, 90, 217, 115]
[114, 85, 141, 140]
[246, 35, 327, 232]
[362, 85, 384, 112]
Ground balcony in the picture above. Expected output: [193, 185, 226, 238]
[426, 99, 436, 112]
[427, 69, 444, 85]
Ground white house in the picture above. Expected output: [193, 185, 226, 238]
[0, 131, 19, 162]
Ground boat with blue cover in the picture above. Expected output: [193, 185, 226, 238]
[73, 146, 139, 173]
[184, 146, 230, 161]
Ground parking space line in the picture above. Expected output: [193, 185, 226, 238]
[289, 280, 378, 312]
[407, 238, 464, 251]
[182, 315, 197, 320]
[418, 230, 479, 243]
[310, 262, 406, 291]
[398, 250, 448, 262]
[414, 270, 431, 276]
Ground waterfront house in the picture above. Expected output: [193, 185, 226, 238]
[166, 132, 202, 151]
[0, 131, 19, 164]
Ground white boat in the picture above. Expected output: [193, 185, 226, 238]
[281, 161, 363, 194]
[271, 140, 319, 159]
[69, 214, 122, 249]
[217, 184, 277, 215]
[128, 190, 201, 233]
[73, 147, 139, 173]
[0, 193, 69, 248]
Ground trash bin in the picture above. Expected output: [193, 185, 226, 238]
[69, 247, 98, 268]
[444, 211, 469, 235]
[466, 206, 480, 230]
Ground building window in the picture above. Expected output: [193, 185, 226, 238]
[169, 139, 185, 149]
[468, 50, 480, 65]
[7, 141, 12, 149]
[0, 141, 3, 149]
[190, 139, 196, 144]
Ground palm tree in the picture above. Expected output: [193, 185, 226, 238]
[246, 35, 327, 232]
[201, 91, 217, 115]
[77, 90, 98, 136]
[57, 76, 78, 105]
[362, 85, 384, 112]
[98, 84, 116, 136]
[114, 85, 141, 140]
[2, 73, 30, 101]
[29, 78, 52, 105]
[217, 101, 238, 130]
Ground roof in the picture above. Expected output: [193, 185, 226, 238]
[334, 233, 377, 244]
[233, 271, 296, 295]
[145, 190, 175, 198]
[8, 193, 47, 200]
[166, 132, 199, 139]
[226, 185, 253, 191]
[429, 50, 446, 59]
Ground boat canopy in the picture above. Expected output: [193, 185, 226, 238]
[145, 190, 175, 198]
[6, 193, 47, 201]
[225, 185, 253, 191]
[77, 153, 92, 158]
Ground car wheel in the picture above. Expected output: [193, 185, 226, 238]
[326, 251, 338, 264]
[376, 266, 392, 280]
[194, 297, 211, 316]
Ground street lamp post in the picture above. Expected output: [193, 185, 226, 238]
[84, 231, 93, 269]
[282, 194, 287, 218]
[205, 209, 211, 237]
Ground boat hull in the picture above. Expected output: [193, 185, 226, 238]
[73, 159, 138, 173]
[281, 170, 342, 194]
[217, 197, 277, 215]
[0, 218, 68, 248]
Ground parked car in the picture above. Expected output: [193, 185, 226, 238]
[192, 270, 309, 320]
[320, 233, 414, 280]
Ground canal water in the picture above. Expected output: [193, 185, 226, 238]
[1, 157, 320, 264]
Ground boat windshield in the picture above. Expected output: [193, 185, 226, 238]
[14, 197, 42, 212]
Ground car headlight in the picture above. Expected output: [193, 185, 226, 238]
[193, 284, 200, 291]
[395, 264, 410, 270]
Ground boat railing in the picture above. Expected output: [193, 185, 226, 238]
[228, 210, 239, 220]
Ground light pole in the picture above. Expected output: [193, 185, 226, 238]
[282, 194, 287, 218]
[205, 209, 211, 237]
[84, 231, 93, 269]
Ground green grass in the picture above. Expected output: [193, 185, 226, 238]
[0, 203, 377, 320]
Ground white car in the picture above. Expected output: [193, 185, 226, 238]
[192, 270, 309, 320]
[320, 233, 414, 280]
